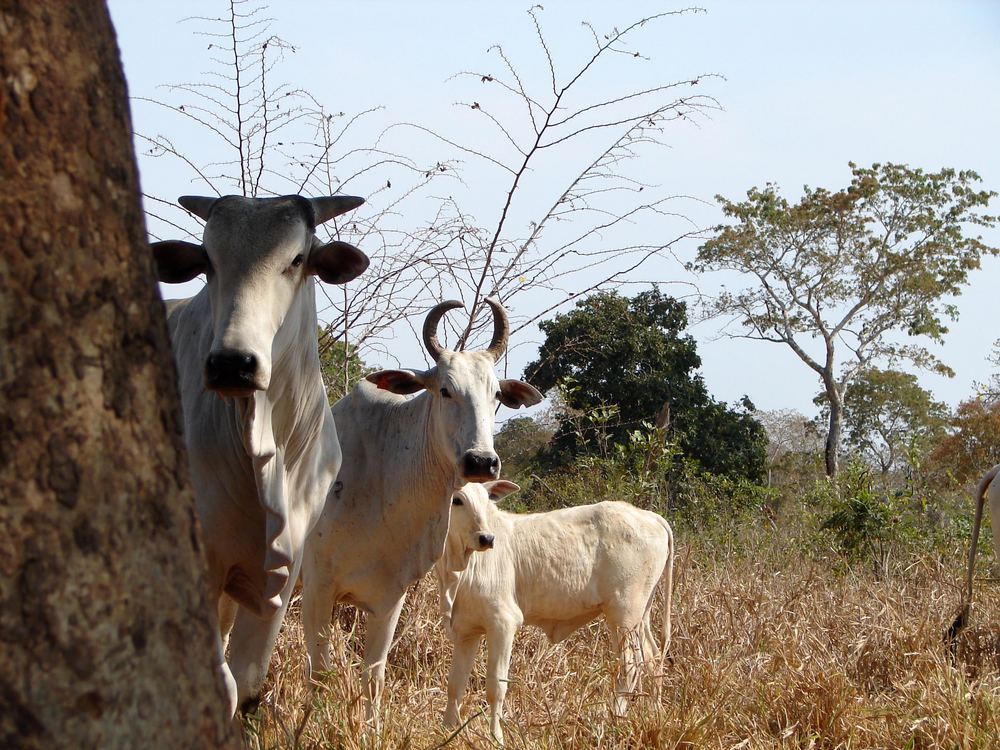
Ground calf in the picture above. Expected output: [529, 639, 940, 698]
[438, 483, 675, 744]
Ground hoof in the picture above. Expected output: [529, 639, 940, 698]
[240, 695, 261, 716]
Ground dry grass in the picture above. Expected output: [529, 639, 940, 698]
[241, 544, 1000, 749]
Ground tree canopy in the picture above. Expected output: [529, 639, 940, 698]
[695, 162, 997, 476]
[525, 289, 767, 481]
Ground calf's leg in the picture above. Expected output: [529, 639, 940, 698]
[444, 632, 483, 727]
[485, 625, 516, 745]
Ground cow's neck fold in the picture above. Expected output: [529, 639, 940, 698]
[262, 277, 327, 468]
[233, 276, 325, 613]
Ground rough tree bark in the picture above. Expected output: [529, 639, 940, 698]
[0, 3, 238, 747]
[822, 374, 844, 479]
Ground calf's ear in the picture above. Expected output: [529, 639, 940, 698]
[483, 480, 520, 501]
[151, 240, 209, 283]
[498, 379, 543, 409]
[367, 369, 427, 395]
[308, 240, 370, 284]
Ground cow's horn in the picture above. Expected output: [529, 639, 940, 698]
[178, 195, 218, 221]
[484, 296, 509, 362]
[310, 195, 365, 225]
[422, 300, 465, 362]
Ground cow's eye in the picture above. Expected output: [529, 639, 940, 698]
[495, 390, 502, 401]
[290, 254, 305, 269]
[440, 387, 452, 399]
[452, 496, 463, 506]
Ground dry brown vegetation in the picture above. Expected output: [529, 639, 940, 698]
[241, 538, 1000, 749]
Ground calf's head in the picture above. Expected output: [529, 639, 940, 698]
[445, 481, 520, 570]
[152, 195, 368, 396]
[366, 298, 542, 482]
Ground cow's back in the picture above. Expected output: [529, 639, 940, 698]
[328, 380, 423, 496]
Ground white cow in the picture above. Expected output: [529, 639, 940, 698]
[438, 483, 675, 744]
[300, 298, 542, 723]
[151, 194, 368, 715]
[955, 464, 1000, 633]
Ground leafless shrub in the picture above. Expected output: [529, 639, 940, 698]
[135, 2, 719, 392]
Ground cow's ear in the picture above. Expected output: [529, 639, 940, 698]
[151, 241, 210, 283]
[484, 480, 520, 501]
[498, 379, 543, 409]
[308, 240, 370, 285]
[366, 369, 427, 395]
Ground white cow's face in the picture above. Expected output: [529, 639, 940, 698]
[367, 298, 543, 481]
[432, 350, 507, 480]
[447, 480, 519, 566]
[368, 353, 542, 483]
[152, 195, 367, 397]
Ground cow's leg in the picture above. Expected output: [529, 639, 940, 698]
[485, 624, 516, 745]
[301, 547, 338, 678]
[218, 593, 238, 653]
[611, 621, 644, 717]
[639, 615, 660, 674]
[444, 632, 482, 728]
[361, 597, 406, 729]
[205, 569, 238, 717]
[216, 624, 238, 718]
[227, 556, 302, 713]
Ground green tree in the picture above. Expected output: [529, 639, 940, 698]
[494, 415, 556, 480]
[318, 327, 371, 404]
[695, 163, 997, 477]
[816, 369, 948, 476]
[525, 290, 767, 482]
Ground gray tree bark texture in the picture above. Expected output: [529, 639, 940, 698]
[0, 2, 239, 747]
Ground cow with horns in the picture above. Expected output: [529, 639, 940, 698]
[151, 194, 368, 715]
[301, 298, 543, 723]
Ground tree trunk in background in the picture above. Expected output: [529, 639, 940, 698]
[0, 3, 238, 747]
[824, 384, 843, 478]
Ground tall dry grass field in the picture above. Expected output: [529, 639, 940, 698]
[242, 545, 1000, 749]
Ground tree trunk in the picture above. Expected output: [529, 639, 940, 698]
[0, 3, 238, 747]
[825, 385, 843, 478]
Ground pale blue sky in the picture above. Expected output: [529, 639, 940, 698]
[109, 0, 1000, 418]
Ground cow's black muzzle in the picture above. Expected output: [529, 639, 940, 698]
[205, 350, 259, 394]
[462, 451, 500, 481]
